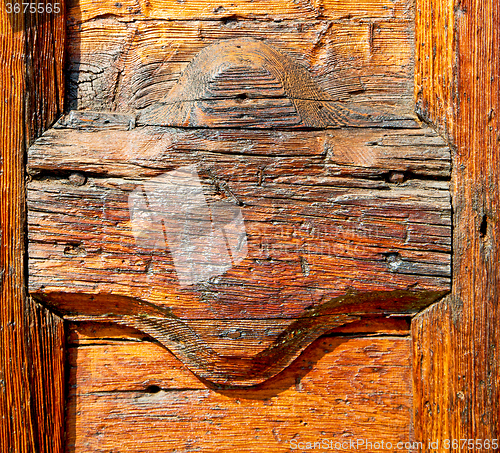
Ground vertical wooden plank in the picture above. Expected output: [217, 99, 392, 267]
[451, 0, 500, 439]
[24, 1, 65, 140]
[0, 8, 31, 452]
[414, 0, 456, 139]
[25, 6, 67, 453]
[26, 302, 66, 453]
[413, 0, 499, 446]
[0, 4, 66, 453]
[412, 297, 457, 444]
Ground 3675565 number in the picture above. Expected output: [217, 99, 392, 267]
[6, 3, 61, 14]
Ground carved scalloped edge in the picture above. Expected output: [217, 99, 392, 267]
[33, 289, 447, 387]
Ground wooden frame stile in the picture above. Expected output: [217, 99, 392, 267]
[0, 0, 497, 452]
[0, 5, 66, 453]
[412, 0, 499, 445]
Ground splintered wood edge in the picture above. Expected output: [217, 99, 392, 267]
[34, 289, 447, 386]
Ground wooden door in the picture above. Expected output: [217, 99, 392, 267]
[1, 1, 498, 452]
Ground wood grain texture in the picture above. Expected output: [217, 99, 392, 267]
[0, 5, 65, 453]
[24, 1, 65, 140]
[29, 122, 451, 178]
[27, 300, 66, 453]
[28, 125, 452, 314]
[66, 18, 416, 124]
[66, 326, 414, 452]
[413, 0, 500, 445]
[68, 316, 411, 354]
[412, 297, 456, 444]
[25, 5, 67, 451]
[138, 37, 411, 128]
[68, 0, 414, 23]
[35, 291, 440, 386]
[0, 10, 31, 453]
[414, 0, 455, 139]
[27, 113, 451, 384]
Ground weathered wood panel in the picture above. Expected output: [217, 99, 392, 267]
[25, 6, 67, 451]
[27, 114, 450, 384]
[28, 125, 451, 315]
[67, 18, 415, 123]
[0, 5, 66, 453]
[66, 326, 414, 452]
[412, 298, 456, 444]
[137, 37, 416, 129]
[413, 0, 500, 444]
[68, 0, 414, 22]
[25, 2, 65, 140]
[29, 123, 451, 178]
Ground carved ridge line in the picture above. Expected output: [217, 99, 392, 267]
[34, 289, 447, 386]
